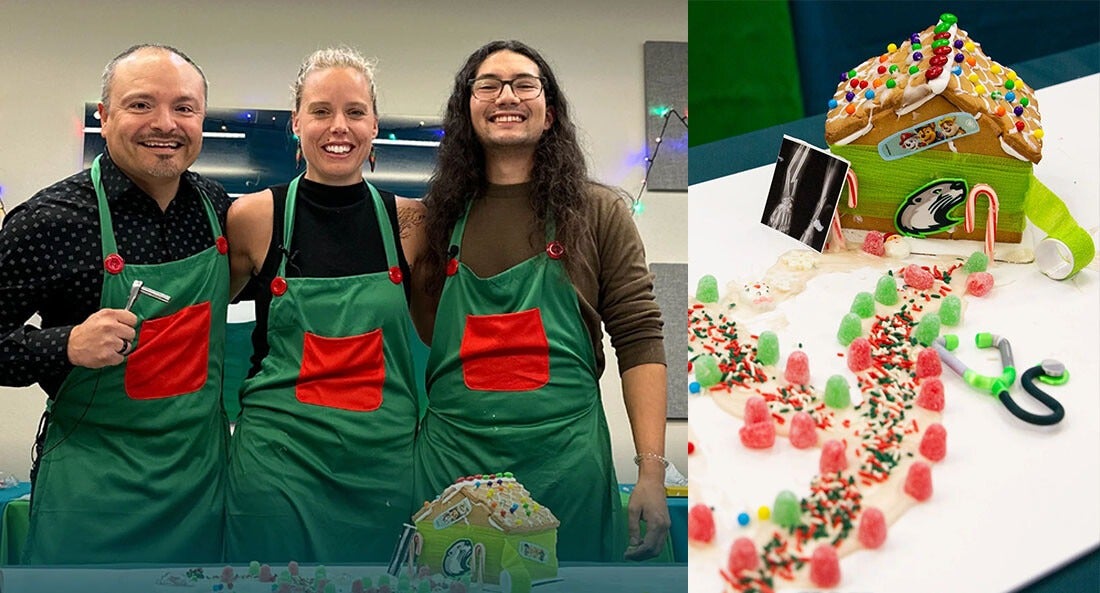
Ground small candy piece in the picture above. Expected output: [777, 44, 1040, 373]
[789, 412, 818, 449]
[784, 351, 810, 385]
[875, 274, 899, 305]
[902, 264, 935, 290]
[916, 348, 942, 378]
[920, 423, 948, 461]
[259, 565, 275, 582]
[824, 375, 851, 409]
[913, 313, 941, 346]
[688, 503, 716, 544]
[743, 396, 770, 424]
[967, 272, 994, 297]
[695, 275, 719, 303]
[850, 292, 876, 318]
[836, 313, 862, 346]
[916, 378, 945, 411]
[739, 420, 776, 450]
[884, 234, 910, 258]
[694, 355, 722, 388]
[758, 506, 771, 521]
[938, 295, 963, 326]
[847, 337, 873, 372]
[737, 512, 750, 526]
[756, 331, 780, 365]
[819, 439, 848, 474]
[727, 538, 759, 574]
[862, 231, 886, 256]
[772, 490, 801, 527]
[904, 461, 934, 501]
[858, 507, 888, 549]
[964, 251, 989, 272]
[810, 545, 841, 588]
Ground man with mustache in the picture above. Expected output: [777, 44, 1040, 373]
[0, 44, 230, 564]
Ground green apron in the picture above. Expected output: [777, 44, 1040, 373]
[226, 176, 418, 563]
[23, 155, 230, 564]
[413, 204, 623, 561]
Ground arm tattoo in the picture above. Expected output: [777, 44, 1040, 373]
[397, 206, 425, 239]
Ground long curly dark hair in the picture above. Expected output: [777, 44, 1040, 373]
[422, 40, 589, 297]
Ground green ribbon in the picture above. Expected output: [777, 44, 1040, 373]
[1024, 176, 1095, 279]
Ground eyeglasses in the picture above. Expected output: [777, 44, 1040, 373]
[468, 76, 545, 101]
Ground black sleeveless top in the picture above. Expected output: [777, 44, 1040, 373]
[245, 178, 411, 376]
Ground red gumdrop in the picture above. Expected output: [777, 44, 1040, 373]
[967, 271, 994, 296]
[847, 337, 873, 372]
[688, 503, 716, 544]
[920, 423, 948, 461]
[862, 231, 886, 256]
[916, 348, 942, 378]
[727, 537, 759, 574]
[744, 396, 770, 424]
[819, 439, 848, 474]
[903, 264, 935, 290]
[259, 565, 274, 582]
[352, 580, 365, 593]
[904, 461, 934, 501]
[916, 378, 944, 411]
[789, 412, 818, 449]
[740, 419, 776, 449]
[810, 544, 841, 588]
[220, 566, 235, 583]
[784, 351, 810, 385]
[857, 507, 888, 549]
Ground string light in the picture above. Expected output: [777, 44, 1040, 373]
[632, 108, 687, 216]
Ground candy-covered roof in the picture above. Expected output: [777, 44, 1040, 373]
[414, 473, 560, 535]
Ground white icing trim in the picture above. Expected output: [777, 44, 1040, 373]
[834, 117, 875, 145]
[998, 135, 1029, 161]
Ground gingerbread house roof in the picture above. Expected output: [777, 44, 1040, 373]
[413, 473, 560, 535]
[824, 13, 1043, 164]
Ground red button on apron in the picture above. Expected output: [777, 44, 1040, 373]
[446, 258, 459, 276]
[389, 266, 403, 284]
[104, 253, 125, 274]
[215, 236, 228, 255]
[271, 276, 288, 296]
[546, 241, 564, 259]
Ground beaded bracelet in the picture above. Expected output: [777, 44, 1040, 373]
[633, 452, 670, 468]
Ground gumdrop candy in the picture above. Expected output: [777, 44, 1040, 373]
[756, 331, 780, 366]
[857, 507, 887, 549]
[847, 337, 873, 372]
[352, 580, 365, 593]
[220, 566, 235, 583]
[916, 348, 942, 379]
[904, 461, 933, 501]
[739, 419, 776, 449]
[693, 355, 722, 388]
[688, 503, 716, 544]
[920, 423, 948, 461]
[913, 313, 941, 346]
[964, 251, 989, 273]
[727, 537, 759, 574]
[259, 565, 275, 582]
[278, 584, 292, 593]
[837, 313, 862, 346]
[850, 291, 876, 318]
[249, 561, 261, 576]
[824, 375, 851, 409]
[784, 351, 810, 385]
[967, 271, 994, 296]
[744, 396, 770, 424]
[902, 264, 935, 290]
[288, 561, 300, 576]
[696, 274, 719, 303]
[810, 544, 841, 588]
[819, 439, 848, 474]
[938, 294, 962, 326]
[789, 412, 818, 449]
[916, 378, 944, 411]
[772, 490, 802, 527]
[875, 274, 899, 305]
[862, 231, 886, 256]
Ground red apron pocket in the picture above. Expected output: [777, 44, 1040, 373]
[460, 308, 549, 392]
[125, 302, 211, 399]
[296, 328, 385, 411]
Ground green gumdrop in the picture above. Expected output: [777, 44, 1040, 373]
[837, 313, 862, 346]
[850, 291, 876, 318]
[694, 355, 723, 388]
[327, 583, 338, 593]
[772, 490, 802, 527]
[938, 295, 962, 326]
[824, 375, 851, 409]
[964, 251, 989, 273]
[361, 577, 373, 588]
[249, 561, 260, 576]
[278, 572, 291, 584]
[913, 313, 941, 346]
[419, 581, 431, 593]
[875, 274, 899, 305]
[756, 331, 780, 365]
[696, 274, 719, 303]
[379, 575, 392, 586]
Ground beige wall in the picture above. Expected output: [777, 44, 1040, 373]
[0, 1, 687, 485]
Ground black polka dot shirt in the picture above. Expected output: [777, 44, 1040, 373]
[0, 151, 229, 397]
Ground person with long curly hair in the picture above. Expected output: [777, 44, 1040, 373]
[412, 40, 670, 562]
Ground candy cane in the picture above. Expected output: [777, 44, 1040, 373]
[473, 542, 486, 586]
[827, 169, 860, 251]
[965, 184, 999, 259]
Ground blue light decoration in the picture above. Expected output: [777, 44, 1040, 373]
[631, 107, 688, 217]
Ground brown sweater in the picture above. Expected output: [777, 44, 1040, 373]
[457, 182, 666, 376]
